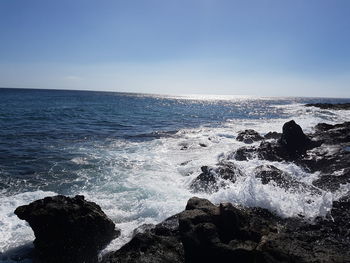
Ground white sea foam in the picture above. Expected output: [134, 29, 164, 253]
[0, 103, 349, 261]
[0, 191, 57, 256]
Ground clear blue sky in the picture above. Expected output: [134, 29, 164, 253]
[0, 0, 349, 97]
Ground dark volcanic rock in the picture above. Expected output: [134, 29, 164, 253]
[254, 165, 321, 195]
[231, 121, 349, 191]
[254, 165, 294, 186]
[232, 146, 257, 161]
[103, 214, 184, 263]
[103, 197, 350, 263]
[236, 129, 263, 144]
[264, 132, 281, 140]
[14, 195, 119, 263]
[280, 120, 311, 155]
[190, 162, 243, 193]
[233, 120, 318, 162]
[305, 103, 350, 110]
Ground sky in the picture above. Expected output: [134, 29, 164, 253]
[0, 0, 349, 97]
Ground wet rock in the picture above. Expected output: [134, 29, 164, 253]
[312, 122, 350, 144]
[190, 162, 243, 193]
[305, 103, 350, 110]
[103, 196, 350, 263]
[280, 120, 311, 155]
[14, 195, 119, 263]
[236, 130, 263, 144]
[254, 165, 293, 186]
[232, 146, 257, 161]
[254, 165, 321, 195]
[264, 132, 281, 140]
[103, 214, 184, 263]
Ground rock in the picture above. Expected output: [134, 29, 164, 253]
[103, 214, 184, 263]
[279, 120, 311, 155]
[232, 146, 257, 161]
[190, 162, 243, 193]
[236, 129, 263, 144]
[312, 122, 350, 144]
[102, 196, 350, 263]
[305, 103, 350, 110]
[254, 165, 321, 195]
[254, 165, 293, 186]
[234, 120, 322, 162]
[14, 195, 119, 263]
[264, 132, 281, 140]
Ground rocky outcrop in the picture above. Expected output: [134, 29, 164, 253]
[230, 120, 350, 191]
[104, 197, 350, 263]
[190, 162, 243, 193]
[104, 214, 184, 263]
[264, 131, 281, 140]
[279, 120, 312, 154]
[305, 103, 350, 110]
[236, 129, 263, 144]
[14, 195, 119, 263]
[254, 165, 321, 194]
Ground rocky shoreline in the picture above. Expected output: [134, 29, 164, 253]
[12, 103, 350, 263]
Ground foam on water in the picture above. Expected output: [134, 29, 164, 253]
[0, 191, 57, 256]
[1, 102, 349, 261]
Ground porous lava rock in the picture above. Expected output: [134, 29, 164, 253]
[15, 195, 119, 263]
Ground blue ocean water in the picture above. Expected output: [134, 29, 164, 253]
[0, 88, 350, 261]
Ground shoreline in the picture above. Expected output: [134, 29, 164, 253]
[3, 103, 350, 262]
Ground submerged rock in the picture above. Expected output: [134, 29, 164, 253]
[14, 195, 119, 263]
[236, 129, 263, 144]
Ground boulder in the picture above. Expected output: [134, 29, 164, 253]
[279, 120, 311, 154]
[236, 129, 263, 144]
[14, 195, 119, 263]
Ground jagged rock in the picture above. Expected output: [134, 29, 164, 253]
[102, 196, 350, 263]
[305, 103, 350, 110]
[234, 120, 322, 161]
[190, 162, 243, 193]
[232, 146, 257, 161]
[103, 214, 184, 263]
[255, 165, 294, 186]
[14, 195, 119, 263]
[236, 130, 264, 144]
[254, 165, 321, 195]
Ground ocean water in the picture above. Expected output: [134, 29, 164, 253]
[0, 88, 350, 262]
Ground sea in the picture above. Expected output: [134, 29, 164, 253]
[0, 88, 350, 262]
